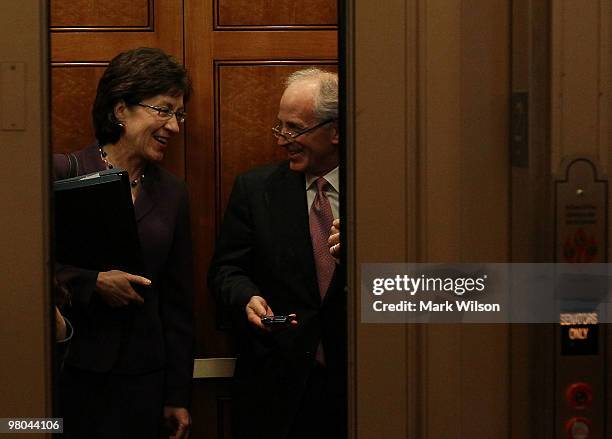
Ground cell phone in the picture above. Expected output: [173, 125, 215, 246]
[261, 314, 297, 328]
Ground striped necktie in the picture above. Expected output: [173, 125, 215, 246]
[309, 177, 336, 299]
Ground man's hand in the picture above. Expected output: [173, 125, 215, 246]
[328, 218, 340, 260]
[246, 295, 273, 331]
[163, 406, 190, 439]
[95, 270, 149, 307]
[246, 296, 297, 331]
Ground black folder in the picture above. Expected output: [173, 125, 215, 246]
[54, 168, 143, 275]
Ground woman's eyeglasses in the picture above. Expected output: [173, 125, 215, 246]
[137, 103, 187, 124]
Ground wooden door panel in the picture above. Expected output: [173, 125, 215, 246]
[51, 0, 152, 28]
[51, 65, 104, 153]
[216, 0, 337, 28]
[212, 31, 338, 59]
[192, 380, 233, 439]
[50, 1, 182, 61]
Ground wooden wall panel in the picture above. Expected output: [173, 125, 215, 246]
[0, 0, 52, 424]
[51, 65, 104, 153]
[551, 0, 611, 174]
[216, 0, 337, 28]
[191, 380, 233, 439]
[51, 0, 151, 29]
[510, 2, 555, 437]
[216, 62, 337, 214]
[350, 0, 413, 435]
[212, 31, 338, 60]
[50, 1, 182, 62]
[421, 1, 510, 437]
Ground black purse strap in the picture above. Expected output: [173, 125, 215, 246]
[64, 152, 79, 178]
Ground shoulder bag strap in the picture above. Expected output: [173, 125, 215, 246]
[65, 152, 79, 178]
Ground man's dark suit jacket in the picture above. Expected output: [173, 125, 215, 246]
[208, 161, 347, 439]
[54, 143, 194, 408]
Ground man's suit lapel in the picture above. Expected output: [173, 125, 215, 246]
[265, 163, 320, 305]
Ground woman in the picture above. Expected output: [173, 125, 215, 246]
[54, 47, 194, 439]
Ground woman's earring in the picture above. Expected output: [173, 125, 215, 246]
[117, 122, 125, 128]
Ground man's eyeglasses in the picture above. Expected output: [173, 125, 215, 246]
[137, 103, 187, 124]
[272, 119, 334, 143]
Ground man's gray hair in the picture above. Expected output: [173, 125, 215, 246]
[285, 68, 338, 121]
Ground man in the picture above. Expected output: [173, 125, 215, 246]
[208, 68, 345, 439]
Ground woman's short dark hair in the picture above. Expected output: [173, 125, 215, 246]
[92, 47, 192, 145]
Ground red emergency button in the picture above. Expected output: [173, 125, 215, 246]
[565, 417, 591, 439]
[566, 382, 593, 410]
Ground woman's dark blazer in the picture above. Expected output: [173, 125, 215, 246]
[53, 143, 194, 408]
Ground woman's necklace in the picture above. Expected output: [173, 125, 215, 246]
[99, 147, 145, 188]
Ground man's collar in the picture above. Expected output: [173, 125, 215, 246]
[305, 166, 340, 193]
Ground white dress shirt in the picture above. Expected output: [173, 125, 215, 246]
[305, 166, 340, 219]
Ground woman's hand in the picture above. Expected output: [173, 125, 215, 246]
[95, 270, 150, 307]
[55, 306, 67, 341]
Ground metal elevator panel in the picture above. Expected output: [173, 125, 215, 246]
[554, 158, 608, 439]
